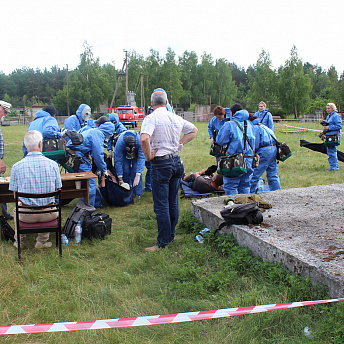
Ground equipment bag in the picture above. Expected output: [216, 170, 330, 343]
[323, 134, 340, 147]
[65, 130, 84, 145]
[0, 215, 15, 242]
[42, 138, 66, 152]
[276, 142, 292, 161]
[63, 200, 96, 238]
[214, 202, 263, 235]
[82, 212, 112, 240]
[61, 148, 82, 173]
[210, 142, 228, 157]
[217, 153, 247, 177]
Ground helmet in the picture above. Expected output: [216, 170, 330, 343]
[96, 116, 109, 126]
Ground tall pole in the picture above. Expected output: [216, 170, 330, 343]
[140, 71, 144, 108]
[124, 50, 128, 105]
[66, 64, 70, 116]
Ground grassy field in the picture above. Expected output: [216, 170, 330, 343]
[0, 122, 343, 343]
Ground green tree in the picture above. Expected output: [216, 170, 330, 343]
[246, 50, 278, 112]
[278, 46, 312, 118]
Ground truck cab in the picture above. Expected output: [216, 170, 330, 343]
[107, 106, 145, 128]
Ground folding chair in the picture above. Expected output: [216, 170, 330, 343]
[15, 190, 62, 262]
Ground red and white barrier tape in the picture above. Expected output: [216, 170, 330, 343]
[276, 124, 344, 134]
[0, 298, 343, 335]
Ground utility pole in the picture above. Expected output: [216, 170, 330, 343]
[140, 71, 144, 108]
[110, 51, 128, 109]
[124, 50, 128, 105]
[66, 64, 70, 116]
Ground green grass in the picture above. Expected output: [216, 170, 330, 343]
[0, 122, 344, 343]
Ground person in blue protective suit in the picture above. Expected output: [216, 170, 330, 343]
[322, 103, 342, 171]
[114, 130, 146, 199]
[249, 113, 281, 193]
[216, 104, 255, 195]
[22, 106, 66, 157]
[63, 104, 91, 136]
[208, 106, 228, 145]
[66, 121, 116, 207]
[107, 112, 127, 159]
[253, 101, 274, 130]
[79, 118, 97, 133]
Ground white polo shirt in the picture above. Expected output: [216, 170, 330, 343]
[141, 107, 195, 157]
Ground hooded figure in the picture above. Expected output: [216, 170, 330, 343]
[216, 105, 255, 195]
[106, 112, 127, 157]
[249, 120, 281, 193]
[67, 121, 116, 207]
[114, 130, 145, 198]
[64, 104, 91, 136]
[23, 109, 63, 156]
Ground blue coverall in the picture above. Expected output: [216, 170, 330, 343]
[253, 109, 274, 130]
[67, 122, 116, 207]
[325, 110, 343, 170]
[23, 110, 63, 156]
[216, 110, 255, 195]
[250, 124, 281, 193]
[114, 130, 145, 196]
[63, 104, 90, 138]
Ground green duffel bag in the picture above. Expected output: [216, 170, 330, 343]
[217, 153, 247, 177]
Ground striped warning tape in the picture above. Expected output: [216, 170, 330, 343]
[0, 298, 343, 335]
[276, 123, 344, 134]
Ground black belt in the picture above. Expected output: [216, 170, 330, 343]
[260, 144, 276, 148]
[153, 152, 179, 162]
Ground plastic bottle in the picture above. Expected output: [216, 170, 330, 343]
[74, 221, 82, 244]
[303, 326, 314, 339]
[195, 235, 204, 243]
[257, 177, 264, 194]
[199, 228, 211, 234]
[61, 234, 69, 246]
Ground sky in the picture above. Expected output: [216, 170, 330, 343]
[3, 0, 344, 76]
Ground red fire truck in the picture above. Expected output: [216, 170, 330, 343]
[107, 106, 145, 128]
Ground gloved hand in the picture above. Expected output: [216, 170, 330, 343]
[61, 129, 69, 137]
[108, 150, 113, 159]
[118, 175, 123, 185]
[210, 137, 214, 144]
[133, 173, 141, 187]
[95, 170, 101, 177]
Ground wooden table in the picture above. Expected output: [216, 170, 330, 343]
[0, 172, 97, 204]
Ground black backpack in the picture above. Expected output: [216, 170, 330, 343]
[82, 212, 112, 240]
[63, 200, 96, 238]
[0, 215, 15, 242]
[214, 202, 263, 235]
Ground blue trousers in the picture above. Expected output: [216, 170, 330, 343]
[122, 158, 143, 196]
[144, 161, 152, 191]
[250, 146, 281, 192]
[78, 158, 99, 207]
[326, 146, 339, 170]
[151, 156, 184, 248]
[223, 158, 253, 195]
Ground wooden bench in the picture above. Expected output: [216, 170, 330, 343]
[272, 116, 282, 122]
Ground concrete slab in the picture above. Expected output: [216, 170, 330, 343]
[190, 184, 344, 298]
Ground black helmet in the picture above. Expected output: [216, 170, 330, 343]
[96, 116, 110, 126]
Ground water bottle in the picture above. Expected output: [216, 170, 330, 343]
[257, 177, 264, 194]
[195, 235, 204, 243]
[74, 221, 82, 244]
[61, 234, 69, 246]
[199, 228, 211, 234]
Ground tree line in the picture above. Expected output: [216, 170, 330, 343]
[1, 43, 343, 118]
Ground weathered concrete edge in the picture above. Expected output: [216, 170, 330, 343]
[190, 201, 344, 298]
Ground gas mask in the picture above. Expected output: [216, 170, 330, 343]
[81, 105, 91, 122]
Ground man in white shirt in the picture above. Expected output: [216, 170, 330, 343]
[140, 90, 198, 251]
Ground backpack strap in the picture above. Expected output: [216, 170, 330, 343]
[260, 112, 268, 124]
[233, 120, 256, 156]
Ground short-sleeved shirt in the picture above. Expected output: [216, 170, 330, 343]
[9, 151, 62, 206]
[140, 107, 195, 157]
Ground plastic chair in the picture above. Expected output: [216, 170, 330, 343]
[15, 190, 62, 262]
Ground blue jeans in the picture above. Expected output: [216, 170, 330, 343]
[151, 156, 184, 248]
[78, 157, 99, 207]
[326, 146, 339, 170]
[144, 161, 152, 191]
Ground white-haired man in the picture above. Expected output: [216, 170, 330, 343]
[9, 130, 62, 249]
[140, 90, 198, 251]
[0, 100, 13, 220]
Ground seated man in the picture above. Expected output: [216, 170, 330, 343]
[183, 165, 224, 193]
[9, 130, 62, 249]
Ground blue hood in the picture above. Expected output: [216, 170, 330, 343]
[76, 104, 89, 122]
[35, 110, 51, 119]
[232, 109, 249, 122]
[109, 113, 119, 123]
[98, 122, 116, 137]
